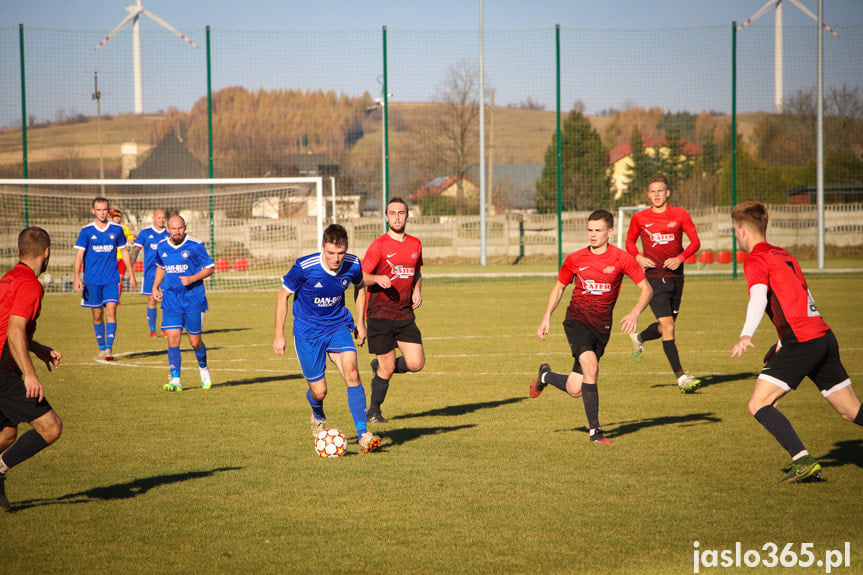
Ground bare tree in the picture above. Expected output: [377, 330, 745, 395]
[827, 84, 862, 119]
[432, 58, 482, 214]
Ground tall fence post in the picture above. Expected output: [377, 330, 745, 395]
[555, 24, 562, 269]
[731, 21, 738, 280]
[206, 25, 215, 286]
[19, 24, 29, 227]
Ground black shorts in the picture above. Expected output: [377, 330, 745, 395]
[647, 276, 684, 319]
[760, 331, 851, 396]
[367, 318, 423, 355]
[563, 320, 610, 374]
[0, 374, 53, 427]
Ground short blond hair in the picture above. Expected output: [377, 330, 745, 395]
[732, 200, 768, 236]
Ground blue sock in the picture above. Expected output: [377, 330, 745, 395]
[106, 322, 117, 349]
[147, 308, 157, 332]
[168, 346, 182, 379]
[307, 389, 325, 420]
[347, 385, 368, 437]
[194, 344, 207, 368]
[93, 323, 105, 349]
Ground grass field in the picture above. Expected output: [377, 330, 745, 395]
[2, 277, 862, 574]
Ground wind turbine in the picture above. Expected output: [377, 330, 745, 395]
[94, 0, 199, 114]
[738, 0, 839, 113]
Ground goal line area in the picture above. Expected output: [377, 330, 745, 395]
[0, 178, 324, 292]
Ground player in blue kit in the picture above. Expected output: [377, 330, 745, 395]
[74, 197, 136, 361]
[131, 208, 169, 337]
[153, 215, 215, 392]
[273, 224, 381, 453]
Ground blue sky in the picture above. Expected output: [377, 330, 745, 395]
[3, 0, 862, 31]
[2, 1, 862, 123]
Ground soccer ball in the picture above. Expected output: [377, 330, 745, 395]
[315, 428, 347, 458]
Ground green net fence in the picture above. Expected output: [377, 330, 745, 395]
[1, 25, 862, 285]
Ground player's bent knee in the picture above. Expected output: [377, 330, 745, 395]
[33, 411, 62, 444]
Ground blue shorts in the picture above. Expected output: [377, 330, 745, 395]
[162, 310, 205, 335]
[141, 273, 156, 296]
[81, 283, 120, 308]
[293, 328, 357, 383]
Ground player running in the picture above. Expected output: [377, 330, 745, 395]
[625, 175, 701, 393]
[531, 210, 652, 444]
[0, 228, 63, 511]
[152, 215, 215, 392]
[731, 200, 862, 483]
[131, 208, 169, 337]
[74, 197, 136, 361]
[362, 197, 425, 424]
[273, 224, 380, 453]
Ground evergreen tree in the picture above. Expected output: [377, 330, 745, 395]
[536, 106, 611, 213]
[622, 128, 652, 203]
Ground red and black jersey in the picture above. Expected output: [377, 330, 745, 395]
[558, 245, 645, 334]
[744, 242, 830, 343]
[0, 263, 44, 377]
[626, 205, 700, 279]
[362, 233, 423, 321]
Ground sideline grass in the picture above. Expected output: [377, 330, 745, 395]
[2, 278, 861, 573]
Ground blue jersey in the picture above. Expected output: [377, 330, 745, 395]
[75, 222, 128, 286]
[154, 236, 214, 313]
[134, 226, 170, 279]
[282, 252, 363, 339]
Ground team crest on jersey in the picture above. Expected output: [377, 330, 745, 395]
[181, 250, 190, 259]
[603, 266, 616, 274]
[667, 221, 678, 228]
[109, 234, 116, 240]
[340, 278, 349, 288]
[411, 252, 419, 260]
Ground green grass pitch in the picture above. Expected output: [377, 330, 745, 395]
[2, 277, 861, 573]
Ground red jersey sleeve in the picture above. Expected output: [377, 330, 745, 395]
[621, 251, 646, 284]
[361, 238, 382, 274]
[744, 251, 769, 290]
[625, 212, 642, 257]
[10, 277, 42, 322]
[677, 210, 701, 262]
[557, 255, 576, 286]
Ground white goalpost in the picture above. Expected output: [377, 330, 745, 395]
[616, 205, 647, 249]
[0, 177, 324, 292]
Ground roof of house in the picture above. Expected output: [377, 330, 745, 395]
[409, 176, 462, 201]
[129, 133, 204, 179]
[608, 137, 703, 165]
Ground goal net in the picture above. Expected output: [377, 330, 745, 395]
[0, 177, 324, 292]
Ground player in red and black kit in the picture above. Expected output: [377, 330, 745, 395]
[362, 197, 424, 424]
[626, 175, 701, 393]
[531, 210, 652, 444]
[0, 227, 63, 511]
[731, 200, 862, 484]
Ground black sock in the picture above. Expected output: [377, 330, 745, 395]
[581, 383, 600, 431]
[854, 405, 863, 426]
[394, 356, 409, 374]
[662, 339, 683, 375]
[545, 371, 569, 392]
[754, 405, 806, 457]
[0, 429, 50, 470]
[369, 375, 390, 410]
[640, 323, 662, 343]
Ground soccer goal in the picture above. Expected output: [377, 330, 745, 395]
[0, 177, 324, 292]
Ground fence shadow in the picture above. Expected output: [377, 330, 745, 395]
[376, 424, 476, 450]
[8, 466, 242, 513]
[560, 412, 722, 437]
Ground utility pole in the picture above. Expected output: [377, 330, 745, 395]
[92, 71, 105, 195]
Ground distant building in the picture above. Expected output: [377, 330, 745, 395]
[608, 136, 701, 198]
[788, 185, 863, 204]
[129, 133, 205, 181]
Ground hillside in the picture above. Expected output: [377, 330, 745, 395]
[0, 104, 761, 171]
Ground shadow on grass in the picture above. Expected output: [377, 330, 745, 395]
[379, 424, 477, 449]
[204, 327, 250, 335]
[8, 466, 242, 513]
[560, 412, 722, 437]
[116, 346, 227, 360]
[649, 371, 757, 390]
[818, 439, 863, 469]
[216, 374, 304, 387]
[393, 397, 526, 420]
